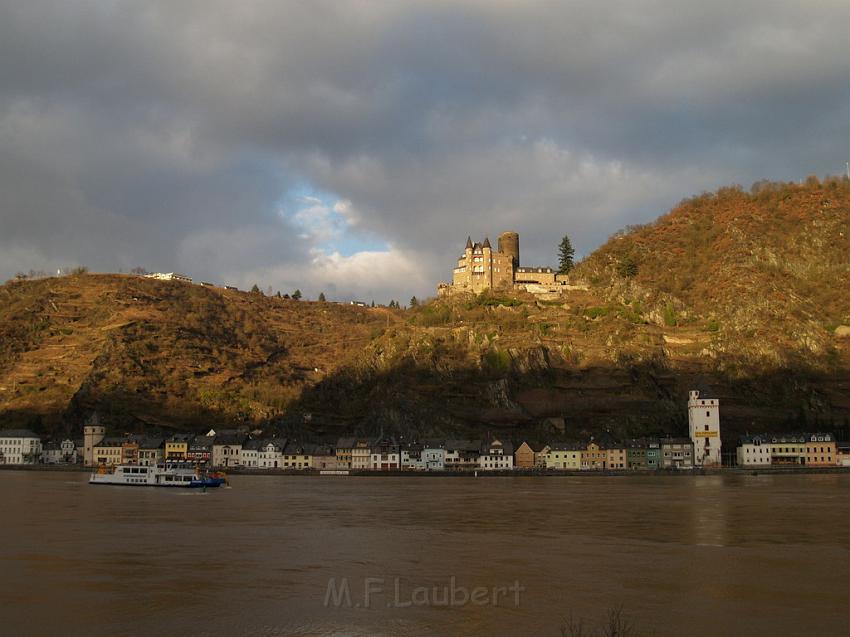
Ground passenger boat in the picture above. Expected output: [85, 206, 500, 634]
[89, 462, 227, 488]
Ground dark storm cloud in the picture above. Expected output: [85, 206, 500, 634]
[1, 1, 849, 300]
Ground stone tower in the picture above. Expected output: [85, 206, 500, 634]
[84, 424, 105, 467]
[498, 231, 519, 268]
[688, 390, 722, 467]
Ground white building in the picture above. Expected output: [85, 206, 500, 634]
[145, 272, 193, 283]
[212, 433, 247, 468]
[41, 439, 77, 464]
[444, 440, 481, 471]
[351, 439, 373, 470]
[688, 390, 722, 467]
[0, 430, 43, 465]
[737, 435, 771, 468]
[258, 440, 284, 469]
[370, 438, 400, 470]
[479, 439, 514, 471]
[240, 439, 261, 468]
[400, 445, 425, 471]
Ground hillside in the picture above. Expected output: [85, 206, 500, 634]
[0, 274, 393, 435]
[2, 179, 850, 446]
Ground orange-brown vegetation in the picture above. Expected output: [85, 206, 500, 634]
[2, 180, 850, 443]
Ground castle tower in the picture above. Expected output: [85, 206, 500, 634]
[688, 390, 722, 467]
[497, 231, 520, 268]
[84, 424, 105, 467]
[482, 237, 493, 289]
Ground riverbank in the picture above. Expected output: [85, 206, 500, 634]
[3, 464, 850, 477]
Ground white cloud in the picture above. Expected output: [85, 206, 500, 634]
[233, 246, 431, 304]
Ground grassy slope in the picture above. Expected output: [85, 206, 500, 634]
[0, 274, 393, 435]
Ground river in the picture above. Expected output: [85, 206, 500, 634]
[1, 471, 848, 636]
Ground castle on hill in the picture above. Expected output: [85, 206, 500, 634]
[438, 231, 568, 296]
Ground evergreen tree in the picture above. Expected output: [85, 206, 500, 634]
[250, 283, 261, 294]
[370, 300, 375, 308]
[558, 234, 575, 274]
[318, 292, 326, 302]
[292, 289, 302, 300]
[410, 296, 419, 307]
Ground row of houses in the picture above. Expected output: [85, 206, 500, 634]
[526, 438, 698, 471]
[80, 430, 517, 472]
[3, 427, 850, 471]
[74, 431, 732, 472]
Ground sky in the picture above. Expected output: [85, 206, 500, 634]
[1, 1, 849, 303]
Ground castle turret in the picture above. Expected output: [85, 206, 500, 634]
[84, 424, 105, 467]
[498, 231, 519, 268]
[482, 237, 493, 288]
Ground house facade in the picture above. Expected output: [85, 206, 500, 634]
[41, 439, 77, 464]
[282, 441, 312, 469]
[626, 439, 661, 470]
[187, 436, 212, 465]
[335, 438, 354, 469]
[660, 438, 694, 469]
[479, 439, 514, 471]
[514, 442, 536, 469]
[804, 433, 836, 467]
[604, 444, 627, 470]
[0, 430, 43, 465]
[165, 434, 192, 461]
[93, 437, 125, 465]
[351, 439, 374, 470]
[581, 441, 607, 470]
[138, 438, 164, 466]
[768, 434, 806, 465]
[371, 437, 401, 470]
[212, 433, 247, 468]
[444, 440, 481, 471]
[421, 445, 447, 471]
[310, 445, 340, 470]
[258, 440, 285, 469]
[737, 435, 771, 468]
[544, 444, 581, 470]
[401, 443, 425, 471]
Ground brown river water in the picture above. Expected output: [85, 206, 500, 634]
[1, 471, 848, 637]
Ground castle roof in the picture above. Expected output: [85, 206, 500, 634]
[466, 236, 473, 249]
[482, 236, 491, 248]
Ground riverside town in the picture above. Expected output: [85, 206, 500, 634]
[3, 391, 848, 473]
